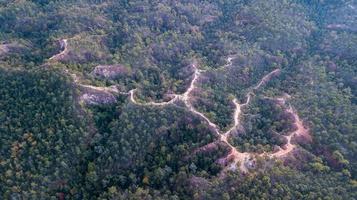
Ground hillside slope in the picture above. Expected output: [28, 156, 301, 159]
[0, 0, 356, 199]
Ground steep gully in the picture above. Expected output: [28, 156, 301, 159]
[50, 39, 311, 173]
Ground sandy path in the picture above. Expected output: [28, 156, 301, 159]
[218, 68, 281, 172]
[223, 68, 281, 139]
[99, 56, 283, 173]
[75, 55, 296, 173]
[48, 35, 82, 61]
[267, 105, 310, 158]
[219, 93, 310, 172]
[165, 58, 282, 172]
[253, 69, 281, 90]
[49, 39, 68, 61]
[129, 89, 179, 106]
[224, 99, 241, 136]
[177, 63, 221, 133]
[49, 41, 309, 173]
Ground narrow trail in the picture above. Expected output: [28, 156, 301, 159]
[48, 37, 125, 97]
[266, 104, 310, 158]
[215, 55, 237, 71]
[119, 57, 256, 172]
[253, 69, 281, 90]
[63, 69, 119, 94]
[254, 95, 311, 159]
[126, 56, 282, 172]
[48, 35, 85, 61]
[77, 52, 300, 173]
[222, 68, 281, 137]
[80, 55, 285, 173]
[224, 99, 241, 137]
[177, 63, 221, 132]
[218, 93, 310, 173]
[217, 68, 282, 172]
[129, 89, 179, 106]
[49, 39, 68, 61]
[49, 39, 310, 174]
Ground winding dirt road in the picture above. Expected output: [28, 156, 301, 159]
[253, 69, 281, 90]
[83, 55, 291, 173]
[80, 55, 305, 173]
[49, 39, 68, 61]
[49, 35, 81, 61]
[127, 56, 283, 172]
[129, 89, 179, 106]
[49, 38, 310, 174]
[267, 104, 310, 158]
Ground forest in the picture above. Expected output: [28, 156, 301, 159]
[0, 0, 356, 199]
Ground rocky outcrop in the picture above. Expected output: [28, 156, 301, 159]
[79, 86, 118, 105]
[91, 64, 130, 79]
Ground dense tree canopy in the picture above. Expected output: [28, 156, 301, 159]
[0, 0, 356, 199]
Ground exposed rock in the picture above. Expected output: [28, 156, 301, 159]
[80, 93, 117, 105]
[92, 64, 130, 79]
[79, 86, 118, 105]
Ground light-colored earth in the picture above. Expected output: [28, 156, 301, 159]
[0, 44, 10, 55]
[49, 39, 68, 61]
[51, 37, 312, 173]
